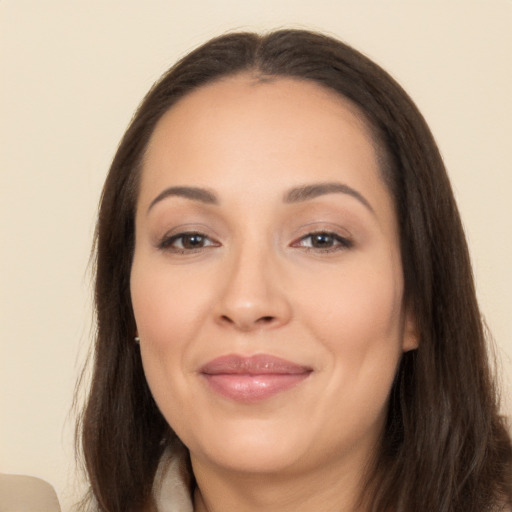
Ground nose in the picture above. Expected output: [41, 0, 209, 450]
[214, 245, 292, 332]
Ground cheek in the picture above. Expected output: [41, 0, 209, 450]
[296, 257, 404, 396]
[129, 260, 212, 404]
[300, 256, 403, 342]
[130, 262, 215, 438]
[130, 260, 211, 345]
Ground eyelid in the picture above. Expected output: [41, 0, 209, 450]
[157, 227, 221, 253]
[162, 232, 215, 246]
[153, 222, 354, 255]
[154, 222, 218, 242]
[290, 227, 354, 252]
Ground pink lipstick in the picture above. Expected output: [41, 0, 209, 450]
[199, 354, 312, 402]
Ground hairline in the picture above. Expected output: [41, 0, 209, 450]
[136, 69, 395, 212]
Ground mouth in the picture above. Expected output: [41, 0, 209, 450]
[199, 354, 313, 403]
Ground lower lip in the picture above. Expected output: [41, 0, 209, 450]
[202, 373, 310, 402]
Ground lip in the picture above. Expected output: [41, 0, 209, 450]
[199, 354, 313, 403]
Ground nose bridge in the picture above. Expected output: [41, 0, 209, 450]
[215, 233, 291, 330]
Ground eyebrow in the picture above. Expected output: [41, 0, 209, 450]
[148, 186, 218, 212]
[147, 181, 374, 214]
[284, 182, 374, 213]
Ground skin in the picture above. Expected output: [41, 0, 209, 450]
[130, 75, 418, 512]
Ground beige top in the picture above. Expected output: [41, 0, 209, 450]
[0, 474, 61, 512]
[153, 442, 194, 512]
[3, 456, 507, 511]
[151, 446, 512, 512]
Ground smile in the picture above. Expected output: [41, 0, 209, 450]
[199, 354, 313, 403]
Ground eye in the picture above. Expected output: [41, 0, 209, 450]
[159, 232, 219, 253]
[292, 231, 353, 252]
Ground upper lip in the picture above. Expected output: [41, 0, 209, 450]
[200, 354, 312, 375]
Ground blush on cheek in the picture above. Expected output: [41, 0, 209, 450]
[325, 283, 401, 343]
[354, 266, 403, 331]
[131, 270, 189, 338]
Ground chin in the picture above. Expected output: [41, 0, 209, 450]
[182, 418, 312, 475]
[198, 443, 305, 475]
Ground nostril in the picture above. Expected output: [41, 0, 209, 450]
[218, 314, 278, 329]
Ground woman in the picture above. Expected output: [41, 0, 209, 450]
[78, 29, 512, 511]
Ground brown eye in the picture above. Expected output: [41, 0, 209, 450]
[293, 232, 353, 252]
[159, 232, 219, 252]
[310, 233, 336, 248]
[181, 234, 207, 249]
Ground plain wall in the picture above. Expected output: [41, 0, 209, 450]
[1, 1, 511, 509]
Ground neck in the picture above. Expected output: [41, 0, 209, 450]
[191, 452, 372, 512]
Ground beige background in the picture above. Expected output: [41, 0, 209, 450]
[1, 1, 511, 509]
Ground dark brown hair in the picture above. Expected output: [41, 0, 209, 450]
[78, 29, 512, 511]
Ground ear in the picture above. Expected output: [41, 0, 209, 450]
[402, 307, 419, 352]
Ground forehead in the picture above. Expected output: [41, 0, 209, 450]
[145, 74, 374, 155]
[139, 74, 388, 210]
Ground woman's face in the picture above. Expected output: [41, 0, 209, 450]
[131, 75, 417, 478]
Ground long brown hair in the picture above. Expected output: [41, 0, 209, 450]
[78, 29, 512, 511]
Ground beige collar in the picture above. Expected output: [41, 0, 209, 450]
[152, 440, 194, 512]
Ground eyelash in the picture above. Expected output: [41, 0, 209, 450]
[292, 231, 353, 252]
[158, 232, 219, 254]
[158, 230, 353, 254]
[158, 231, 354, 254]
